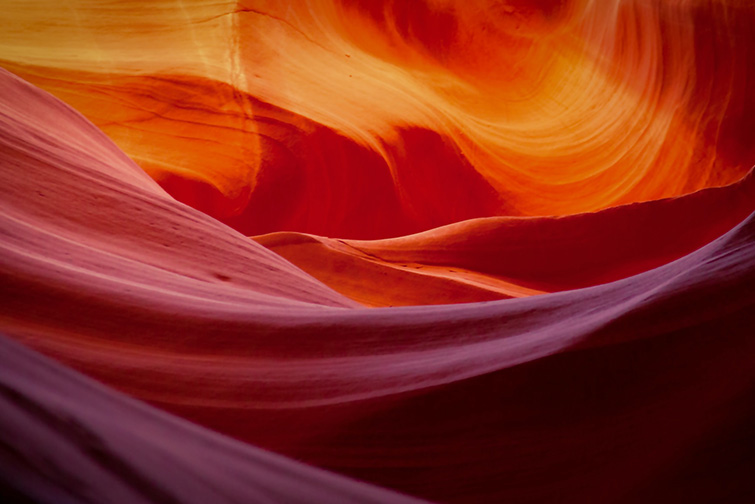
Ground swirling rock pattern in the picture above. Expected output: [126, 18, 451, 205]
[1, 1, 754, 503]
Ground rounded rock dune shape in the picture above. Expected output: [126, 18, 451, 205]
[1, 1, 755, 503]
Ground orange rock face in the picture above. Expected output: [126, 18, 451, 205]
[1, 1, 754, 503]
[2, 0, 753, 239]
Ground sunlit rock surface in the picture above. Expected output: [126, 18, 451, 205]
[1, 1, 754, 503]
[2, 0, 753, 238]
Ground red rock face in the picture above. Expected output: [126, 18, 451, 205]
[0, 2, 754, 503]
